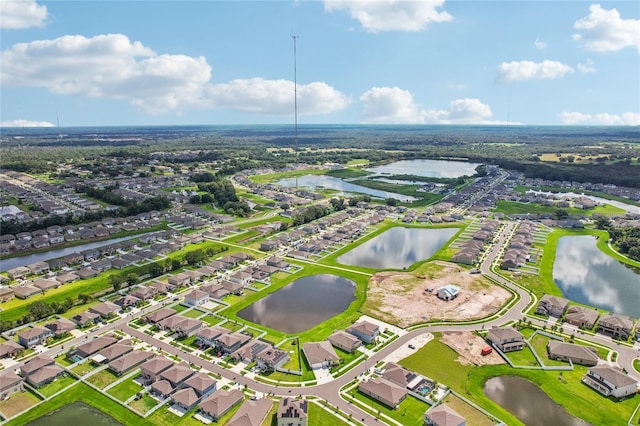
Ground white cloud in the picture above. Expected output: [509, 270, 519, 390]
[577, 59, 597, 73]
[0, 119, 54, 127]
[360, 87, 500, 124]
[497, 60, 574, 81]
[0, 33, 349, 116]
[206, 78, 350, 115]
[573, 4, 640, 52]
[534, 38, 547, 50]
[324, 0, 452, 32]
[0, 0, 48, 29]
[559, 111, 640, 125]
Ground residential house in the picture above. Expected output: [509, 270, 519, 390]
[255, 346, 290, 372]
[172, 387, 200, 411]
[582, 366, 638, 399]
[33, 278, 59, 291]
[229, 271, 252, 286]
[424, 404, 466, 426]
[181, 372, 217, 398]
[358, 377, 407, 408]
[302, 341, 339, 369]
[114, 294, 141, 308]
[45, 318, 76, 337]
[198, 388, 244, 421]
[597, 314, 634, 340]
[151, 379, 174, 399]
[196, 327, 229, 348]
[13, 285, 41, 299]
[174, 318, 204, 338]
[89, 301, 120, 319]
[130, 286, 157, 301]
[277, 397, 308, 426]
[77, 268, 99, 280]
[108, 350, 153, 376]
[27, 261, 50, 275]
[168, 273, 191, 288]
[140, 356, 174, 384]
[564, 306, 600, 329]
[160, 362, 194, 388]
[221, 280, 243, 295]
[0, 340, 24, 359]
[55, 272, 79, 284]
[328, 331, 362, 353]
[0, 370, 24, 400]
[346, 321, 380, 344]
[18, 326, 53, 347]
[144, 307, 175, 324]
[92, 341, 133, 364]
[436, 285, 460, 301]
[184, 289, 209, 307]
[71, 311, 100, 327]
[7, 266, 30, 280]
[200, 283, 230, 299]
[72, 335, 117, 358]
[21, 354, 65, 388]
[0, 287, 14, 302]
[487, 327, 525, 352]
[231, 341, 269, 364]
[382, 362, 416, 388]
[215, 332, 251, 354]
[228, 398, 273, 426]
[547, 341, 599, 366]
[535, 295, 570, 317]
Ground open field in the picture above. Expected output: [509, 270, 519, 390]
[363, 261, 511, 327]
[0, 389, 41, 418]
[440, 331, 506, 366]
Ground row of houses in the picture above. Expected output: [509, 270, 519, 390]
[500, 220, 537, 270]
[451, 220, 500, 265]
[536, 295, 640, 340]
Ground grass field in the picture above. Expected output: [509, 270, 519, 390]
[504, 346, 540, 367]
[634, 359, 640, 374]
[347, 388, 428, 426]
[527, 334, 570, 367]
[128, 393, 159, 414]
[307, 400, 350, 425]
[107, 377, 143, 401]
[493, 200, 624, 217]
[442, 393, 496, 426]
[37, 375, 77, 398]
[86, 369, 120, 389]
[71, 361, 98, 376]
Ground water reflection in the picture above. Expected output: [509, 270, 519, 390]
[553, 236, 640, 317]
[337, 227, 458, 269]
[237, 274, 356, 333]
[366, 159, 481, 178]
[484, 376, 591, 426]
[276, 175, 416, 201]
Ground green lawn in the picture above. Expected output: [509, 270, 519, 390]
[128, 393, 159, 414]
[182, 308, 204, 318]
[634, 359, 640, 374]
[493, 200, 624, 217]
[37, 375, 77, 398]
[201, 314, 222, 326]
[347, 389, 428, 426]
[5, 382, 149, 426]
[55, 354, 74, 367]
[147, 405, 212, 426]
[71, 361, 98, 376]
[107, 377, 143, 401]
[527, 334, 570, 367]
[504, 346, 540, 367]
[86, 369, 120, 389]
[308, 401, 350, 425]
[172, 304, 189, 313]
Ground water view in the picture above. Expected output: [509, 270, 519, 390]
[337, 227, 458, 269]
[276, 174, 416, 201]
[484, 376, 591, 426]
[237, 274, 356, 333]
[553, 236, 640, 317]
[366, 159, 481, 178]
[27, 402, 122, 426]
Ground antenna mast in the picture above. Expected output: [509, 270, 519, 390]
[293, 35, 299, 145]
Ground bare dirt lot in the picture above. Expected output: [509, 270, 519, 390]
[362, 261, 511, 328]
[440, 331, 506, 366]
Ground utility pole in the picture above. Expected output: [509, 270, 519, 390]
[293, 35, 299, 145]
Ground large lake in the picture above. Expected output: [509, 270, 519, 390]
[27, 402, 122, 426]
[237, 274, 356, 333]
[484, 376, 590, 426]
[277, 174, 416, 201]
[553, 236, 640, 317]
[366, 159, 481, 178]
[337, 227, 458, 269]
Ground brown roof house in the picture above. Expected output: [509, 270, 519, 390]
[582, 365, 638, 399]
[18, 326, 53, 348]
[487, 327, 525, 353]
[140, 356, 174, 385]
[72, 335, 118, 359]
[198, 388, 244, 421]
[358, 377, 407, 408]
[0, 340, 24, 359]
[228, 398, 273, 426]
[564, 305, 600, 329]
[328, 331, 362, 353]
[151, 379, 174, 399]
[89, 301, 120, 319]
[144, 307, 175, 325]
[535, 295, 570, 318]
[0, 370, 24, 400]
[181, 372, 217, 398]
[21, 354, 65, 388]
[71, 311, 101, 327]
[302, 341, 339, 369]
[160, 362, 194, 388]
[597, 314, 634, 340]
[108, 350, 153, 376]
[45, 318, 76, 337]
[547, 341, 598, 366]
[184, 289, 209, 307]
[92, 341, 133, 365]
[277, 397, 308, 426]
[424, 403, 466, 426]
[255, 346, 290, 373]
[172, 387, 200, 412]
[346, 320, 380, 344]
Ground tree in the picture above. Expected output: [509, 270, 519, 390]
[184, 249, 206, 266]
[385, 198, 398, 206]
[554, 208, 569, 220]
[28, 301, 53, 320]
[148, 262, 164, 277]
[171, 259, 182, 271]
[109, 274, 124, 291]
[126, 273, 139, 287]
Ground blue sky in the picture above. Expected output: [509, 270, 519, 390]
[1, 0, 638, 127]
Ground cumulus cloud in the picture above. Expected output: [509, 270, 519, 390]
[577, 59, 597, 73]
[534, 38, 547, 50]
[1, 33, 349, 116]
[207, 78, 350, 115]
[0, 0, 48, 29]
[0, 119, 54, 127]
[324, 0, 452, 32]
[559, 111, 640, 125]
[573, 4, 640, 52]
[360, 87, 500, 124]
[497, 60, 574, 81]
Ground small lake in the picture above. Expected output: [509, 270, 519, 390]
[337, 227, 458, 269]
[484, 376, 591, 426]
[237, 274, 356, 333]
[276, 174, 416, 201]
[0, 233, 150, 272]
[27, 401, 122, 426]
[553, 236, 640, 317]
[366, 159, 481, 178]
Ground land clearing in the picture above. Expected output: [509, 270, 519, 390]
[440, 331, 506, 366]
[363, 261, 510, 328]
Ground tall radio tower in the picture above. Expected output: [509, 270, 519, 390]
[293, 35, 299, 145]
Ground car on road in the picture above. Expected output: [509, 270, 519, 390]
[408, 344, 416, 349]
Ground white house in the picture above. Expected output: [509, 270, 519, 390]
[436, 285, 460, 301]
[582, 366, 637, 399]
